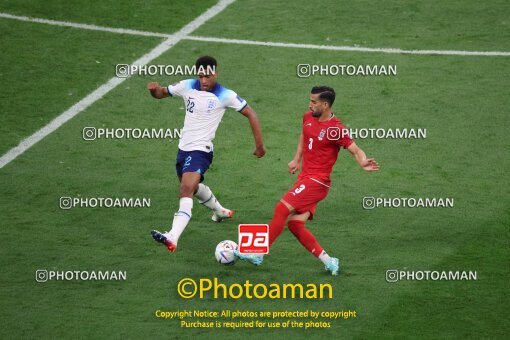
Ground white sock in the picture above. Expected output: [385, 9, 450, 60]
[165, 197, 193, 245]
[194, 183, 224, 212]
[318, 250, 332, 265]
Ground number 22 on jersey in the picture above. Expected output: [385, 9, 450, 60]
[186, 99, 195, 113]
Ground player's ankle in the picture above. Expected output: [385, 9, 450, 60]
[318, 250, 332, 266]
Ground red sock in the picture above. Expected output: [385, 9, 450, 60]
[268, 202, 290, 246]
[287, 220, 323, 257]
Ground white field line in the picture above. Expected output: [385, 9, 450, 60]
[1, 11, 509, 57]
[186, 35, 510, 57]
[0, 12, 171, 38]
[0, 0, 236, 169]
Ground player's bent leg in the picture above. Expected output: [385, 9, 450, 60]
[287, 215, 340, 276]
[151, 173, 201, 252]
[268, 200, 293, 247]
[287, 214, 322, 256]
[169, 172, 201, 244]
[179, 172, 201, 198]
[235, 199, 293, 266]
[194, 183, 233, 222]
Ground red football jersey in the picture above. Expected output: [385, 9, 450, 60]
[298, 111, 354, 184]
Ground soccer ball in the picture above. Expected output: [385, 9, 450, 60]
[215, 240, 238, 265]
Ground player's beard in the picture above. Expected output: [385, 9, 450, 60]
[311, 109, 322, 117]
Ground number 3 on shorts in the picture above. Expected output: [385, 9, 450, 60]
[292, 184, 306, 196]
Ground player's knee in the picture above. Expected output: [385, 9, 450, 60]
[179, 183, 196, 198]
[279, 199, 294, 211]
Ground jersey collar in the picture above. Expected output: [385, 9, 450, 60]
[318, 113, 335, 122]
[191, 79, 201, 90]
[191, 79, 223, 94]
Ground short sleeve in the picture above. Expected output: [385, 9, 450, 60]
[336, 123, 354, 148]
[167, 79, 193, 97]
[224, 91, 248, 112]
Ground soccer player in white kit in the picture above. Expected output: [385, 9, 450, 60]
[147, 56, 266, 252]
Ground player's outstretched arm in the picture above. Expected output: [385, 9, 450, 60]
[239, 105, 266, 158]
[347, 142, 380, 171]
[288, 132, 304, 174]
[147, 82, 169, 99]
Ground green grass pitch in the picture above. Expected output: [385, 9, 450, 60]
[0, 0, 508, 339]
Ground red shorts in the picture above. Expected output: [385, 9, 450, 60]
[281, 177, 330, 220]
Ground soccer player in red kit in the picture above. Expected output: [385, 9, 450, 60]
[236, 86, 379, 275]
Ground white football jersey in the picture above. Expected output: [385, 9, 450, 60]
[167, 79, 247, 152]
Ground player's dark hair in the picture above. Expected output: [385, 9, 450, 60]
[195, 56, 217, 69]
[311, 86, 336, 107]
